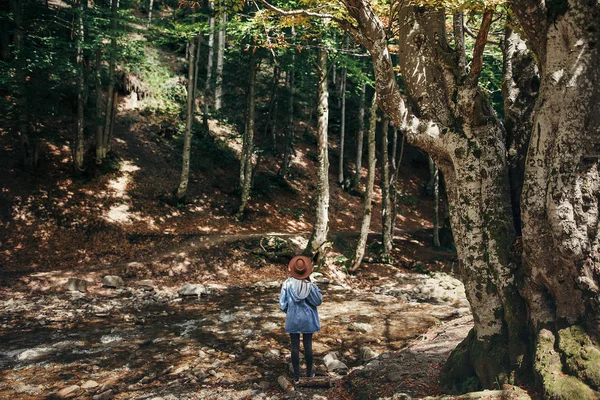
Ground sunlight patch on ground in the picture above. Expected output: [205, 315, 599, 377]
[102, 160, 156, 228]
[291, 148, 308, 168]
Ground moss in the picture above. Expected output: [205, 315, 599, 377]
[558, 326, 600, 390]
[534, 329, 598, 400]
[441, 329, 479, 394]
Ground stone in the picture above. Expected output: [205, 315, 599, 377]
[93, 390, 113, 400]
[57, 385, 82, 399]
[360, 346, 379, 361]
[323, 352, 348, 374]
[136, 280, 155, 290]
[102, 276, 124, 288]
[259, 381, 270, 390]
[264, 349, 281, 359]
[178, 283, 208, 297]
[82, 380, 100, 391]
[348, 322, 373, 333]
[64, 278, 88, 292]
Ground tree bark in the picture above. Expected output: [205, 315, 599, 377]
[102, 0, 118, 157]
[175, 37, 196, 201]
[74, 0, 85, 171]
[433, 161, 440, 247]
[304, 47, 330, 262]
[501, 26, 538, 236]
[237, 51, 256, 218]
[349, 93, 377, 272]
[192, 32, 202, 108]
[264, 64, 280, 153]
[391, 130, 404, 233]
[214, 5, 226, 111]
[381, 117, 392, 257]
[203, 1, 215, 126]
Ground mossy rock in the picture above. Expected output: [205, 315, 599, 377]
[558, 326, 600, 390]
[534, 329, 598, 400]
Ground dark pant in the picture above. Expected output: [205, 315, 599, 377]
[290, 333, 313, 379]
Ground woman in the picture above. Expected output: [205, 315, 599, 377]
[279, 255, 323, 383]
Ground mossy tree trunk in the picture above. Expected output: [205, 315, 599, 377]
[305, 47, 330, 262]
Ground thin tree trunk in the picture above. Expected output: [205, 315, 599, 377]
[175, 36, 196, 201]
[352, 83, 366, 188]
[214, 6, 226, 111]
[237, 51, 256, 218]
[94, 47, 104, 164]
[203, 1, 215, 126]
[192, 31, 202, 109]
[433, 162, 440, 247]
[12, 0, 36, 170]
[349, 93, 377, 272]
[147, 0, 153, 27]
[425, 155, 435, 195]
[337, 64, 347, 185]
[381, 117, 392, 257]
[264, 64, 280, 154]
[391, 130, 404, 232]
[107, 90, 117, 152]
[304, 47, 330, 262]
[102, 0, 118, 157]
[74, 0, 85, 171]
[279, 28, 295, 178]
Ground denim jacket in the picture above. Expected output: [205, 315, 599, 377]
[279, 277, 322, 334]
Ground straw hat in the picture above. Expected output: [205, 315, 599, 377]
[288, 255, 313, 280]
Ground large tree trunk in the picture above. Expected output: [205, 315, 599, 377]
[175, 36, 196, 202]
[237, 51, 256, 218]
[511, 1, 600, 397]
[304, 47, 330, 262]
[214, 6, 226, 111]
[380, 117, 392, 257]
[74, 0, 85, 171]
[102, 0, 118, 158]
[203, 1, 215, 126]
[349, 93, 377, 272]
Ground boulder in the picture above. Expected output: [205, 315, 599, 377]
[64, 278, 88, 292]
[178, 283, 208, 297]
[360, 346, 379, 361]
[323, 353, 348, 374]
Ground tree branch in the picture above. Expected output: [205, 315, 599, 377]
[463, 22, 501, 47]
[467, 9, 493, 85]
[509, 0, 547, 64]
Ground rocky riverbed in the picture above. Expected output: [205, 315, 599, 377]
[0, 269, 471, 399]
